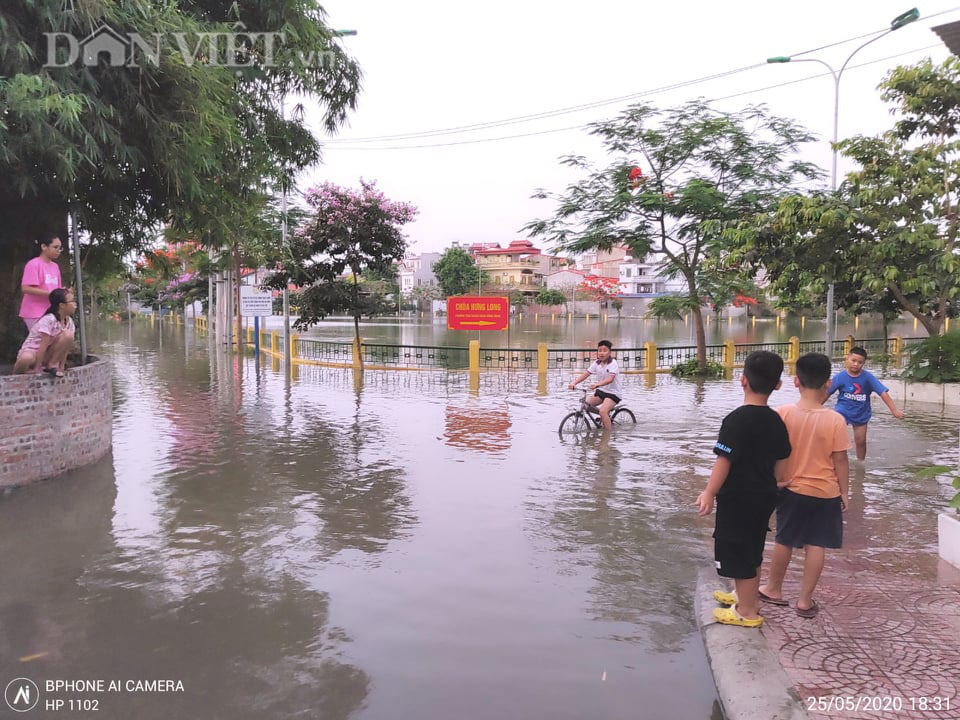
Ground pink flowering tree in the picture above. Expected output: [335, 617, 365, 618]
[267, 181, 417, 368]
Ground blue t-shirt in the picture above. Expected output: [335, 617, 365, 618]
[828, 369, 888, 425]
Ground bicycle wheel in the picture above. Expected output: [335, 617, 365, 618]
[559, 411, 589, 435]
[611, 407, 636, 425]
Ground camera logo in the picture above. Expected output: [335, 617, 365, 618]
[4, 678, 40, 712]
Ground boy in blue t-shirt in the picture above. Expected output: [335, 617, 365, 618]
[827, 346, 904, 461]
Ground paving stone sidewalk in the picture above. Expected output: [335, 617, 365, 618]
[758, 483, 960, 720]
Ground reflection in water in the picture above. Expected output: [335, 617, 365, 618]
[444, 401, 513, 453]
[541, 429, 701, 655]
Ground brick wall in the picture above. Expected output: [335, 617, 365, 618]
[0, 358, 112, 487]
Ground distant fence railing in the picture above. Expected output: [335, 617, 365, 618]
[170, 314, 922, 373]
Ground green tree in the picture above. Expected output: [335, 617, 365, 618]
[265, 181, 417, 370]
[526, 100, 818, 371]
[507, 290, 527, 311]
[0, 1, 360, 360]
[361, 264, 401, 313]
[409, 284, 441, 310]
[433, 247, 483, 297]
[534, 288, 567, 306]
[645, 295, 694, 321]
[611, 297, 624, 319]
[740, 58, 960, 337]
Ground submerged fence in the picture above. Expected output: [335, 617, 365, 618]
[155, 313, 923, 374]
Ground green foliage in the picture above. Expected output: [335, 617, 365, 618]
[265, 181, 416, 365]
[902, 333, 960, 383]
[508, 290, 527, 309]
[433, 247, 482, 297]
[0, 0, 361, 360]
[739, 58, 960, 337]
[409, 284, 441, 305]
[671, 358, 724, 378]
[527, 100, 818, 371]
[646, 295, 695, 320]
[912, 465, 960, 512]
[535, 288, 567, 306]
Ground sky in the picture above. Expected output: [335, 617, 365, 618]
[296, 1, 958, 256]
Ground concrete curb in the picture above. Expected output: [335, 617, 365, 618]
[695, 567, 811, 720]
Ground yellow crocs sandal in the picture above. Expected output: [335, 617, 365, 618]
[713, 589, 737, 605]
[713, 605, 763, 628]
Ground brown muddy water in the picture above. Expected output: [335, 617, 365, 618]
[1, 320, 956, 719]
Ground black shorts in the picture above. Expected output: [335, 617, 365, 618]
[594, 389, 621, 405]
[713, 494, 776, 579]
[775, 489, 843, 549]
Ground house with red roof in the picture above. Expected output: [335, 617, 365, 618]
[468, 239, 567, 294]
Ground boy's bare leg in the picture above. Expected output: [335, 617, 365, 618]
[598, 398, 616, 430]
[852, 424, 867, 461]
[760, 542, 792, 601]
[797, 545, 825, 611]
[733, 572, 761, 619]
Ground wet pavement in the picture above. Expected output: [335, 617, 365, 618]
[755, 458, 960, 720]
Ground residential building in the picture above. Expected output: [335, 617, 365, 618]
[545, 267, 593, 291]
[468, 239, 566, 293]
[618, 256, 669, 295]
[588, 246, 631, 279]
[398, 252, 442, 294]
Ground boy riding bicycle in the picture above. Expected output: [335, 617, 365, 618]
[569, 340, 623, 431]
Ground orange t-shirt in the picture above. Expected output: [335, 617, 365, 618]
[776, 404, 851, 498]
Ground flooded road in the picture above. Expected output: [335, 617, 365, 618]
[2, 321, 955, 719]
[291, 313, 925, 349]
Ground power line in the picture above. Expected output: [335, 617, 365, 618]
[322, 43, 946, 151]
[321, 64, 766, 144]
[709, 43, 944, 103]
[322, 7, 960, 147]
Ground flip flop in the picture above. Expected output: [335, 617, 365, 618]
[759, 590, 788, 606]
[795, 600, 820, 619]
[713, 589, 737, 606]
[713, 605, 763, 628]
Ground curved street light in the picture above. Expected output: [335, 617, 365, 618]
[766, 8, 920, 357]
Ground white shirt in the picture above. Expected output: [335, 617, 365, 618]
[588, 358, 623, 399]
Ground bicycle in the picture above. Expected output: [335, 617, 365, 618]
[558, 389, 636, 435]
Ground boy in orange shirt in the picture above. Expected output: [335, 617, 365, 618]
[760, 353, 851, 618]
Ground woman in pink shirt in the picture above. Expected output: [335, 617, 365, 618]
[14, 288, 77, 378]
[19, 233, 64, 330]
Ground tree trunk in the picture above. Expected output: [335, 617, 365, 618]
[352, 272, 364, 372]
[687, 277, 707, 370]
[0, 195, 69, 363]
[887, 282, 940, 336]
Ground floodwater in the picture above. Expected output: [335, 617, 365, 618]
[1, 320, 956, 720]
[289, 313, 926, 349]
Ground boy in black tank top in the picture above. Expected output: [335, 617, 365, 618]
[695, 351, 791, 627]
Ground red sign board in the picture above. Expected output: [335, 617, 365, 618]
[447, 296, 509, 331]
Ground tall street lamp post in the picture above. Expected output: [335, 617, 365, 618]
[767, 7, 919, 358]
